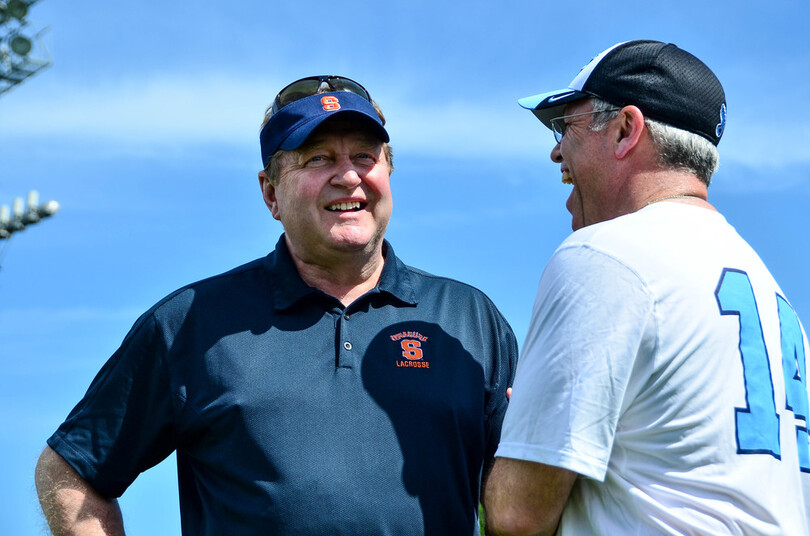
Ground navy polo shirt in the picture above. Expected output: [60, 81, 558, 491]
[48, 236, 517, 536]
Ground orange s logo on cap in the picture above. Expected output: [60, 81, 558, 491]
[321, 96, 340, 111]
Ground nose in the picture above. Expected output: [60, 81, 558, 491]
[331, 158, 363, 188]
[550, 142, 563, 163]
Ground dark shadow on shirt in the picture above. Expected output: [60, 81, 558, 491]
[361, 320, 486, 536]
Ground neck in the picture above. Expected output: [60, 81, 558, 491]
[645, 193, 706, 206]
[624, 167, 715, 212]
[288, 240, 386, 307]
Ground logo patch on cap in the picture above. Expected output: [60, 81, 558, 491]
[716, 103, 727, 139]
[321, 95, 341, 112]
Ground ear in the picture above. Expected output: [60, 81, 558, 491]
[613, 105, 646, 160]
[258, 170, 282, 221]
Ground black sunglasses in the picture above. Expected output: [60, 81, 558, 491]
[270, 75, 372, 117]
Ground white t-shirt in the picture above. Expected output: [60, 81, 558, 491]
[497, 203, 810, 535]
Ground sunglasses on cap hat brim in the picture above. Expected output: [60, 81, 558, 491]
[269, 75, 372, 119]
[259, 75, 389, 167]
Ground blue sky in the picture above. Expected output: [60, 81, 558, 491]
[1, 0, 808, 533]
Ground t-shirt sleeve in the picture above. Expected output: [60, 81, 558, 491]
[47, 311, 178, 498]
[496, 244, 655, 481]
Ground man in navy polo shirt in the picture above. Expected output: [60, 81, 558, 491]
[35, 75, 518, 535]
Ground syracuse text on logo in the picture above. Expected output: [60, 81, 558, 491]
[390, 331, 430, 369]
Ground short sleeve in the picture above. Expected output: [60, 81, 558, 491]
[496, 244, 654, 481]
[47, 312, 178, 498]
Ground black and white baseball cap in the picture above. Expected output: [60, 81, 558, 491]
[519, 40, 727, 146]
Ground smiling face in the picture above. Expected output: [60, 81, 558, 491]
[550, 99, 615, 231]
[259, 117, 393, 267]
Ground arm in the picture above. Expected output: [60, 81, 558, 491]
[483, 456, 577, 536]
[35, 446, 126, 536]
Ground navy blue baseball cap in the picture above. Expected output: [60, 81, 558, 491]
[519, 40, 727, 146]
[259, 89, 390, 167]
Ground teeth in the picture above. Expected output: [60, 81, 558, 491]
[328, 201, 362, 211]
[562, 171, 573, 185]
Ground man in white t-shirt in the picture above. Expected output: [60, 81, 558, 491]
[484, 40, 810, 536]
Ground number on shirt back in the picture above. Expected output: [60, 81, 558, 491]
[715, 268, 810, 472]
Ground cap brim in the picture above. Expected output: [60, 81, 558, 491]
[260, 91, 390, 167]
[518, 88, 588, 129]
[278, 110, 389, 151]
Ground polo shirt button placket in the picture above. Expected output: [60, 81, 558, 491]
[335, 309, 357, 369]
[336, 309, 355, 369]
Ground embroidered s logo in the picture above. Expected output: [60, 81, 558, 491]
[321, 96, 341, 112]
[401, 340, 423, 360]
[390, 330, 430, 369]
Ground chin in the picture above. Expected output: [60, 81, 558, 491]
[332, 221, 387, 246]
[328, 231, 380, 252]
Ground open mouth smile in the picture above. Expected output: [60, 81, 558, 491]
[562, 171, 573, 185]
[326, 201, 365, 212]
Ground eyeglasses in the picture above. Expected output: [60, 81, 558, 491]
[269, 75, 372, 117]
[549, 108, 621, 143]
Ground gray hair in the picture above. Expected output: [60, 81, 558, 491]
[588, 98, 719, 186]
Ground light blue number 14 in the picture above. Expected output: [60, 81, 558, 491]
[716, 268, 809, 472]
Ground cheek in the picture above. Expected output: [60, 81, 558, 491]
[279, 179, 319, 208]
[272, 187, 300, 222]
[368, 169, 392, 198]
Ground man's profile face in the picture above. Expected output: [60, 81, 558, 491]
[551, 100, 613, 231]
[264, 118, 393, 263]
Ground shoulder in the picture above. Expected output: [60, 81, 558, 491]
[539, 218, 657, 311]
[383, 241, 504, 310]
[403, 263, 501, 307]
[397, 262, 516, 340]
[166, 256, 267, 302]
[135, 256, 272, 330]
[551, 205, 718, 276]
[403, 263, 477, 289]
